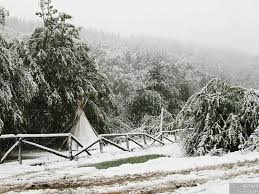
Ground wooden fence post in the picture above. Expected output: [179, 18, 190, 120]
[160, 133, 163, 142]
[68, 134, 73, 160]
[99, 136, 103, 153]
[125, 135, 129, 151]
[143, 134, 147, 146]
[18, 138, 22, 164]
[160, 108, 164, 134]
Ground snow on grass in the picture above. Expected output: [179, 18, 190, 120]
[0, 142, 258, 193]
[92, 149, 259, 178]
[0, 143, 181, 182]
[83, 154, 166, 169]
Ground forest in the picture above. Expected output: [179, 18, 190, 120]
[0, 0, 259, 155]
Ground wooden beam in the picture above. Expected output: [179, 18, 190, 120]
[100, 132, 145, 138]
[68, 134, 73, 160]
[22, 140, 69, 159]
[74, 139, 100, 157]
[128, 137, 144, 148]
[162, 129, 185, 134]
[0, 134, 16, 139]
[145, 134, 164, 145]
[99, 136, 103, 153]
[163, 136, 175, 143]
[102, 137, 129, 152]
[149, 134, 162, 147]
[0, 141, 19, 164]
[18, 133, 70, 138]
[160, 108, 164, 134]
[143, 134, 147, 145]
[125, 135, 130, 151]
[100, 134, 126, 138]
[0, 133, 70, 139]
[71, 135, 91, 155]
[18, 138, 22, 164]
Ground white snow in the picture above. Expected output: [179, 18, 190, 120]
[0, 142, 258, 194]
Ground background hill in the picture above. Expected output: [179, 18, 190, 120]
[1, 17, 259, 131]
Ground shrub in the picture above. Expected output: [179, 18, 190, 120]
[177, 79, 259, 155]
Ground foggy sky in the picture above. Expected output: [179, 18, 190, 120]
[0, 0, 259, 55]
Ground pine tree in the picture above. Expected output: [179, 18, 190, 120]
[0, 7, 38, 134]
[18, 0, 115, 134]
[145, 59, 183, 117]
[128, 89, 162, 123]
[0, 7, 8, 26]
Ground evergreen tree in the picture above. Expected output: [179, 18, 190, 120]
[18, 0, 114, 134]
[145, 60, 183, 117]
[177, 79, 259, 155]
[128, 89, 162, 123]
[240, 128, 259, 151]
[0, 7, 8, 26]
[127, 59, 188, 125]
[0, 7, 38, 134]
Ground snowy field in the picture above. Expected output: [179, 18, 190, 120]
[0, 142, 258, 194]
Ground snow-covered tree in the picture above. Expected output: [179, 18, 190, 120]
[18, 0, 115, 134]
[137, 109, 174, 135]
[145, 59, 184, 117]
[0, 7, 8, 26]
[177, 79, 259, 155]
[128, 89, 162, 123]
[239, 128, 259, 151]
[0, 8, 38, 134]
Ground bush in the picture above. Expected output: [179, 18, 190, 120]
[239, 128, 259, 151]
[177, 79, 259, 156]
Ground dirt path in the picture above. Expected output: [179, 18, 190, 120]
[1, 158, 258, 193]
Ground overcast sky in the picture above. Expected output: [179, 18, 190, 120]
[1, 0, 259, 55]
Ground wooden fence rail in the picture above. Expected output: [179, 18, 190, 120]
[0, 129, 185, 164]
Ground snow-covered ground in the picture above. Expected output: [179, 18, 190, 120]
[0, 142, 258, 194]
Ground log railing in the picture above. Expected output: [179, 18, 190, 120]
[0, 133, 81, 164]
[0, 129, 185, 164]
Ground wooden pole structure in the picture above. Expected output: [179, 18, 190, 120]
[125, 135, 130, 151]
[143, 134, 147, 146]
[160, 108, 164, 142]
[102, 137, 129, 152]
[128, 137, 144, 148]
[0, 141, 19, 164]
[99, 136, 103, 153]
[145, 134, 164, 145]
[18, 138, 23, 164]
[163, 136, 174, 143]
[73, 139, 100, 157]
[0, 130, 187, 164]
[68, 134, 73, 160]
[22, 140, 69, 159]
[71, 135, 91, 155]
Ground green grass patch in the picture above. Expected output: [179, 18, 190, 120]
[80, 154, 166, 170]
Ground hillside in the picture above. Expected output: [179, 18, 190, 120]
[3, 18, 259, 91]
[1, 17, 259, 132]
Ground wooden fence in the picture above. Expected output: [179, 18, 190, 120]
[0, 129, 185, 164]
